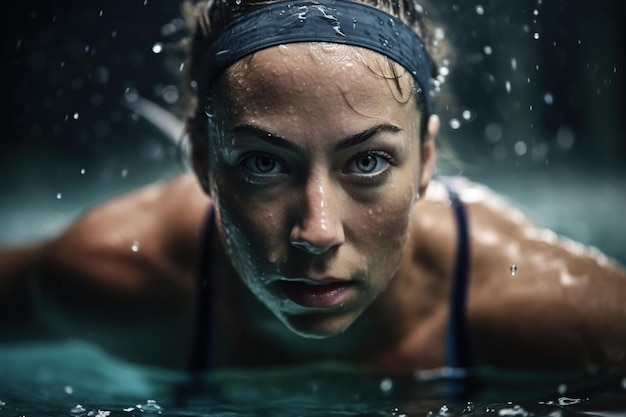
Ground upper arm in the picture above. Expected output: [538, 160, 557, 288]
[460, 180, 626, 369]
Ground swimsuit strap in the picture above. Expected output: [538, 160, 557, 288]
[443, 180, 473, 370]
[188, 207, 217, 373]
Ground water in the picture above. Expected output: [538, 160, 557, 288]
[0, 340, 625, 416]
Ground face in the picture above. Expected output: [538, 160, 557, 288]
[203, 43, 435, 338]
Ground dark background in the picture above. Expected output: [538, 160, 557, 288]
[1, 0, 625, 260]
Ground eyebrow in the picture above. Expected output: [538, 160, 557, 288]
[230, 123, 403, 152]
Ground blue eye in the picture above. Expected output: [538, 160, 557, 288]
[243, 154, 283, 175]
[347, 152, 391, 175]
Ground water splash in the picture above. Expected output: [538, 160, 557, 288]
[136, 399, 163, 414]
[70, 404, 87, 415]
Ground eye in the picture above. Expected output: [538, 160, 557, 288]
[242, 154, 284, 175]
[346, 152, 391, 176]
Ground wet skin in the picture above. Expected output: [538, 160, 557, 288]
[200, 43, 437, 339]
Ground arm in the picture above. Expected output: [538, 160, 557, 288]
[461, 181, 626, 369]
[0, 175, 209, 343]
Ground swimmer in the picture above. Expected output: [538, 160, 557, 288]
[1, 0, 625, 373]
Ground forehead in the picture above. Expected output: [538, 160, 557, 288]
[214, 43, 418, 127]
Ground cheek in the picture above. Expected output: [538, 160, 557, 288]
[213, 174, 286, 264]
[352, 188, 416, 271]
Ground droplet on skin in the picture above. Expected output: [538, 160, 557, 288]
[510, 264, 517, 276]
[131, 241, 140, 253]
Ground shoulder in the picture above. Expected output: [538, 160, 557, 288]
[44, 174, 212, 308]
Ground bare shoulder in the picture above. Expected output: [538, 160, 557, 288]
[420, 177, 626, 368]
[43, 174, 212, 309]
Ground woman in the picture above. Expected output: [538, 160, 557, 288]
[1, 0, 625, 373]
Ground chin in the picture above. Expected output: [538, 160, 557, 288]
[279, 311, 357, 339]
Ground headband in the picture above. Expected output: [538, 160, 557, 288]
[203, 0, 433, 112]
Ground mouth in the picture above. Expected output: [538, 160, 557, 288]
[277, 279, 355, 309]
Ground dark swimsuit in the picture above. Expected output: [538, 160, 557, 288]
[188, 179, 472, 373]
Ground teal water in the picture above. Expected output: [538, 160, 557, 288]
[1, 340, 625, 416]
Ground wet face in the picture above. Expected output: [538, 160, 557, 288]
[206, 43, 432, 338]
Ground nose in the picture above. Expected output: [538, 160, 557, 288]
[289, 179, 345, 255]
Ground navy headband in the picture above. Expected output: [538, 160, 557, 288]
[203, 0, 434, 112]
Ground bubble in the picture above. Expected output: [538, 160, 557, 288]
[152, 43, 163, 54]
[475, 5, 484, 15]
[510, 264, 517, 276]
[449, 118, 461, 130]
[56, 193, 63, 200]
[514, 141, 527, 156]
[544, 92, 554, 105]
[161, 85, 179, 104]
[380, 377, 393, 392]
[555, 126, 575, 151]
[485, 123, 503, 143]
[131, 241, 140, 253]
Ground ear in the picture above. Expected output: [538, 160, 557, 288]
[418, 114, 439, 197]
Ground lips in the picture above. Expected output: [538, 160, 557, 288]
[278, 279, 354, 308]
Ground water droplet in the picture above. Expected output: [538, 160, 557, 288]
[380, 377, 393, 392]
[544, 92, 554, 105]
[510, 264, 517, 276]
[621, 377, 626, 389]
[462, 109, 472, 120]
[80, 168, 86, 175]
[70, 404, 87, 415]
[514, 141, 527, 156]
[557, 397, 581, 406]
[484, 45, 492, 55]
[449, 118, 461, 129]
[121, 168, 128, 178]
[136, 399, 163, 414]
[534, 32, 540, 40]
[475, 5, 484, 15]
[505, 81, 511, 93]
[152, 42, 163, 54]
[131, 241, 140, 252]
[56, 193, 63, 200]
[65, 385, 74, 394]
[558, 384, 567, 394]
[73, 112, 80, 120]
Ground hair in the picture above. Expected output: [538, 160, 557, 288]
[180, 0, 448, 169]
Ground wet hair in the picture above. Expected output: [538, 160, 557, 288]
[181, 0, 446, 165]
